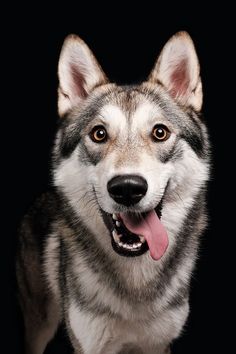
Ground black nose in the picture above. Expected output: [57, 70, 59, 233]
[107, 175, 148, 206]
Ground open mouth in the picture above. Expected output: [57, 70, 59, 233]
[111, 212, 149, 257]
[101, 200, 169, 260]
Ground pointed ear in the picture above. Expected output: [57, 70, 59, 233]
[58, 35, 108, 117]
[148, 31, 202, 111]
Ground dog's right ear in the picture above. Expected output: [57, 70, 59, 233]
[58, 35, 108, 117]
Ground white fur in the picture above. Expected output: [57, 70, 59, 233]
[68, 299, 187, 354]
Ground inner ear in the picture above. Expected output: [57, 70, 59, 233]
[149, 31, 202, 111]
[169, 58, 190, 97]
[70, 63, 87, 99]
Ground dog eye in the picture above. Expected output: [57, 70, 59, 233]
[90, 125, 107, 143]
[152, 124, 170, 142]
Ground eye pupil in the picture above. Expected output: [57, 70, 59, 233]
[157, 128, 164, 136]
[97, 130, 105, 138]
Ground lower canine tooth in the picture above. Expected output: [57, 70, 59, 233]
[139, 236, 145, 243]
[116, 221, 121, 227]
[112, 230, 120, 243]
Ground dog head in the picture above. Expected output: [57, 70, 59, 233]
[53, 32, 209, 261]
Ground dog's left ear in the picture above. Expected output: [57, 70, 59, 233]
[148, 31, 202, 111]
[58, 34, 108, 117]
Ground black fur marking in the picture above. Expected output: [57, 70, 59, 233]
[67, 265, 123, 320]
[181, 131, 204, 157]
[165, 285, 188, 310]
[160, 143, 183, 163]
[59, 121, 81, 158]
[79, 143, 102, 166]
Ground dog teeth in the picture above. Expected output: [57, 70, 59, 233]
[112, 213, 118, 220]
[113, 229, 143, 251]
[124, 243, 133, 250]
[116, 221, 121, 227]
[132, 243, 139, 249]
[115, 238, 142, 251]
[112, 230, 121, 243]
[139, 236, 145, 243]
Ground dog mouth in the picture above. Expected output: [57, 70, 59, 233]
[110, 212, 149, 257]
[101, 199, 169, 260]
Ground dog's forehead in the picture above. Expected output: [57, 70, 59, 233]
[100, 92, 164, 128]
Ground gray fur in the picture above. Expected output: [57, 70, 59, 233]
[17, 32, 210, 354]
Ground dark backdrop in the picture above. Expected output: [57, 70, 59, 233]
[3, 6, 233, 354]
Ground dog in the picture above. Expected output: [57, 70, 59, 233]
[16, 31, 210, 354]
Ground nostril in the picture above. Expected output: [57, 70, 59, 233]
[107, 175, 148, 206]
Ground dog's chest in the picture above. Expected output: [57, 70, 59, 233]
[67, 293, 187, 353]
[66, 252, 164, 321]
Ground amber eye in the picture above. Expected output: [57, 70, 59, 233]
[90, 125, 107, 143]
[152, 125, 170, 142]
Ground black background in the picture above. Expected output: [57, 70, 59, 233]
[3, 5, 234, 354]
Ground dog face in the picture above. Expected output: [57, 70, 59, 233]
[53, 32, 209, 260]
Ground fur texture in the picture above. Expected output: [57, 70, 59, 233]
[17, 32, 210, 354]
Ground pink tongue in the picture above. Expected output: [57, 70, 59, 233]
[119, 210, 168, 261]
